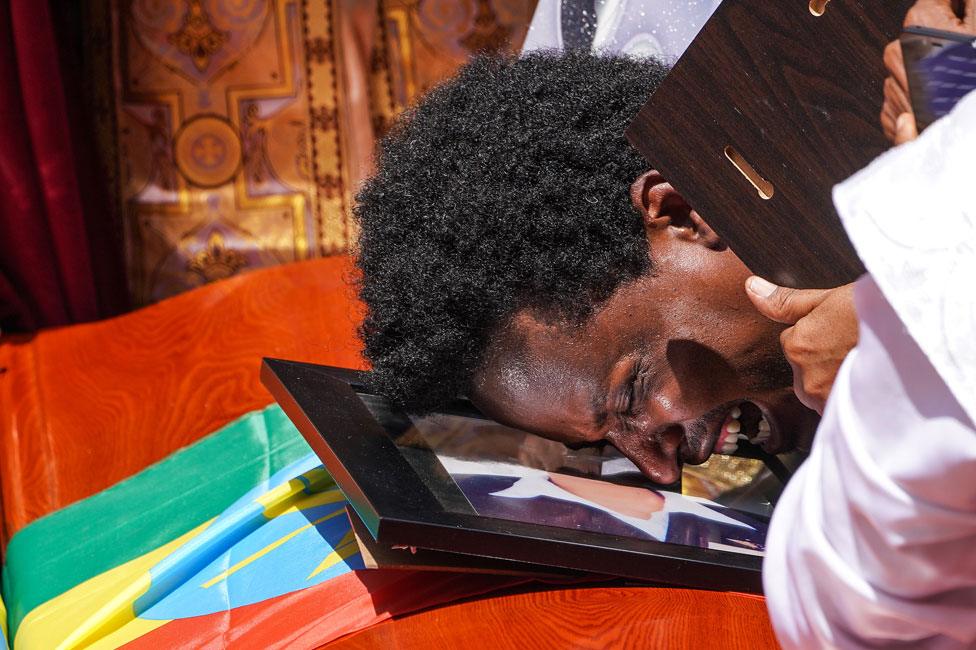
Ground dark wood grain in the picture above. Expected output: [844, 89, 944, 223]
[323, 585, 779, 649]
[627, 0, 915, 288]
[0, 257, 367, 545]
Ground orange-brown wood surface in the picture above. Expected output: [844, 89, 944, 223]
[0, 257, 366, 544]
[325, 585, 779, 649]
[0, 256, 779, 647]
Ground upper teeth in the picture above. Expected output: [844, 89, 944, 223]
[755, 416, 771, 443]
[719, 408, 772, 454]
[721, 409, 742, 454]
[720, 436, 739, 454]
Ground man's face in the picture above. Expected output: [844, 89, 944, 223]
[470, 172, 819, 484]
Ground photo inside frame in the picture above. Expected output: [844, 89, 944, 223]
[356, 393, 785, 558]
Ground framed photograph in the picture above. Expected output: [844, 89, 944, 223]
[262, 359, 796, 593]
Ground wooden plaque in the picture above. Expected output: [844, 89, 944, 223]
[626, 0, 914, 288]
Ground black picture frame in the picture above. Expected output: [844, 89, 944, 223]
[262, 358, 786, 594]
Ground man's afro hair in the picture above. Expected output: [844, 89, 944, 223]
[355, 50, 670, 413]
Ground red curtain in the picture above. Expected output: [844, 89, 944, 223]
[0, 0, 127, 332]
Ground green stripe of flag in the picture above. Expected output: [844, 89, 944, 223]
[1, 405, 311, 638]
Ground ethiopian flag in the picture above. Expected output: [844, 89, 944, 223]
[0, 406, 524, 648]
[1, 593, 7, 649]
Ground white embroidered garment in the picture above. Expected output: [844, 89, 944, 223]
[763, 91, 976, 649]
[834, 92, 976, 427]
[522, 0, 720, 61]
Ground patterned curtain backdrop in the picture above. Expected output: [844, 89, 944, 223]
[92, 0, 536, 305]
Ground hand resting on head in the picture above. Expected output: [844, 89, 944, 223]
[745, 278, 858, 415]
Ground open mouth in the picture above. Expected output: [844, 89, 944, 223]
[712, 401, 776, 456]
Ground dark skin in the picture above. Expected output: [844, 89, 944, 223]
[470, 171, 819, 485]
[744, 278, 858, 414]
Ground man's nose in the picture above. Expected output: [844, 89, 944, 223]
[611, 425, 684, 486]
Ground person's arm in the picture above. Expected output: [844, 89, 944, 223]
[764, 86, 976, 648]
[764, 276, 976, 648]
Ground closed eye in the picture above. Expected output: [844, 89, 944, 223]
[621, 361, 640, 415]
[615, 359, 645, 430]
[633, 363, 653, 415]
[598, 355, 655, 434]
[624, 358, 657, 424]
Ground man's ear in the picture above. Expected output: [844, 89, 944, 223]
[629, 170, 725, 250]
[630, 170, 672, 231]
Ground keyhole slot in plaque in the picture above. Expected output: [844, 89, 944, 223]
[809, 0, 830, 16]
[724, 146, 774, 200]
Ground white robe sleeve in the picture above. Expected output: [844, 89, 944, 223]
[763, 276, 976, 649]
[763, 90, 976, 648]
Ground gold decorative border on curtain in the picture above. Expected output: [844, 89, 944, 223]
[112, 0, 332, 303]
[108, 0, 534, 305]
[305, 0, 347, 254]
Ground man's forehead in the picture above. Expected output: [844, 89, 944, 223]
[485, 311, 598, 388]
[473, 312, 611, 441]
